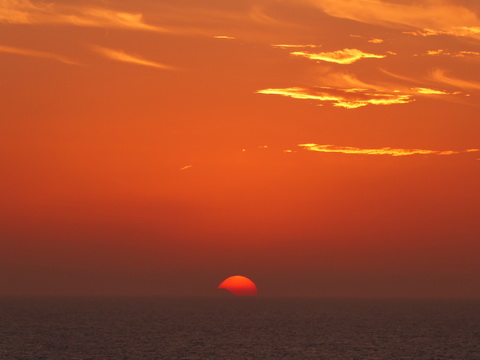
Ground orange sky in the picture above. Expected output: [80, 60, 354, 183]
[1, 0, 480, 297]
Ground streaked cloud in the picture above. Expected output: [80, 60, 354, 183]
[404, 27, 480, 38]
[257, 87, 413, 109]
[306, 0, 480, 39]
[299, 144, 480, 157]
[412, 87, 450, 95]
[419, 49, 480, 58]
[92, 46, 173, 70]
[180, 165, 193, 171]
[350, 35, 384, 43]
[249, 4, 290, 26]
[0, 44, 77, 65]
[431, 69, 480, 90]
[213, 35, 236, 39]
[291, 48, 387, 64]
[256, 69, 467, 109]
[272, 44, 320, 49]
[0, 0, 166, 31]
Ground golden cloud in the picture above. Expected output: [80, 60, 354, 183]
[420, 49, 480, 58]
[412, 87, 450, 95]
[92, 46, 173, 69]
[272, 44, 320, 49]
[0, 0, 166, 31]
[306, 0, 480, 39]
[257, 87, 413, 109]
[213, 35, 236, 39]
[256, 70, 466, 109]
[405, 27, 480, 38]
[299, 144, 480, 157]
[0, 44, 77, 64]
[291, 48, 387, 64]
[431, 69, 480, 90]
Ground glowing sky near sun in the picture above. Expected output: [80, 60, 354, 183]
[1, 0, 479, 298]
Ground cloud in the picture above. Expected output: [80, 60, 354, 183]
[213, 35, 236, 39]
[350, 35, 384, 43]
[291, 48, 387, 64]
[0, 44, 77, 64]
[257, 86, 413, 109]
[418, 49, 480, 58]
[0, 0, 166, 31]
[299, 144, 480, 157]
[92, 46, 173, 69]
[272, 44, 320, 49]
[431, 69, 480, 90]
[180, 165, 193, 171]
[256, 71, 465, 109]
[412, 87, 450, 95]
[404, 27, 480, 38]
[306, 0, 480, 39]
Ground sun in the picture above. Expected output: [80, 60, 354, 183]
[217, 275, 258, 296]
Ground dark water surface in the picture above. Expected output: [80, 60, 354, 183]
[1, 297, 480, 359]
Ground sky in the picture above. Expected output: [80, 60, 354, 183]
[1, 0, 480, 297]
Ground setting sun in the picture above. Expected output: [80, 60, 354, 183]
[217, 276, 258, 297]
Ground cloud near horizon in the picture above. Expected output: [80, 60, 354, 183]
[92, 46, 174, 69]
[257, 86, 414, 109]
[299, 144, 480, 157]
[290, 48, 387, 64]
[305, 0, 480, 40]
[0, 0, 166, 31]
[0, 44, 78, 64]
[256, 71, 462, 109]
[431, 69, 480, 90]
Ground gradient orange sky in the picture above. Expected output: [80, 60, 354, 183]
[1, 0, 480, 297]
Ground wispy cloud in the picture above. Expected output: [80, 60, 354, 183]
[417, 49, 480, 58]
[272, 44, 320, 49]
[404, 27, 480, 38]
[299, 144, 480, 157]
[306, 0, 480, 39]
[92, 46, 173, 69]
[291, 48, 387, 64]
[412, 87, 451, 95]
[0, 44, 77, 64]
[213, 35, 236, 39]
[257, 87, 413, 109]
[431, 69, 480, 90]
[257, 70, 465, 109]
[350, 35, 384, 43]
[0, 0, 166, 31]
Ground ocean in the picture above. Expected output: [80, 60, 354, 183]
[1, 298, 479, 359]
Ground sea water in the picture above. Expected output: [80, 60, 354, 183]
[1, 298, 479, 359]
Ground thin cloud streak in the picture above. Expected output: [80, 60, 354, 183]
[213, 35, 236, 39]
[272, 44, 320, 49]
[0, 44, 78, 64]
[431, 69, 480, 90]
[305, 0, 480, 39]
[299, 144, 480, 157]
[291, 48, 387, 64]
[257, 87, 413, 109]
[92, 46, 174, 69]
[257, 70, 465, 109]
[420, 49, 480, 58]
[0, 0, 166, 31]
[404, 27, 480, 38]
